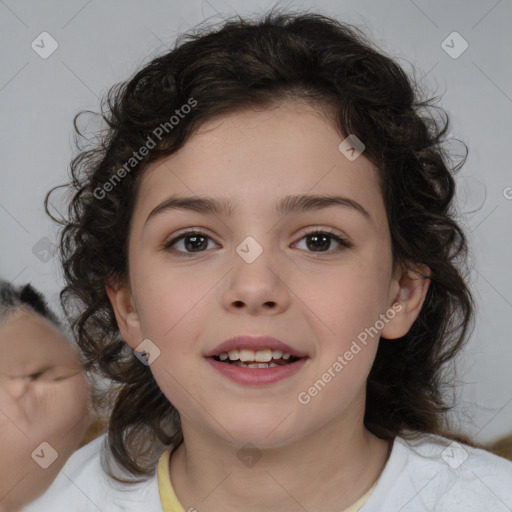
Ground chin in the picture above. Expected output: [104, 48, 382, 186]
[215, 414, 301, 449]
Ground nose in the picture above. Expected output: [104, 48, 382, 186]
[1, 375, 29, 401]
[222, 242, 291, 314]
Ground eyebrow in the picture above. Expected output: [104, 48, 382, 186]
[144, 194, 373, 227]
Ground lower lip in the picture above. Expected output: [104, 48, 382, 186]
[206, 357, 308, 385]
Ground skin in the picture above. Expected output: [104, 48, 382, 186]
[107, 100, 431, 512]
[0, 308, 92, 512]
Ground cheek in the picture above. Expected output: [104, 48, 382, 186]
[149, 352, 214, 426]
[147, 304, 214, 416]
[296, 329, 378, 430]
[28, 374, 91, 436]
[63, 373, 91, 420]
[299, 261, 391, 346]
[131, 262, 212, 408]
[0, 402, 32, 477]
[135, 265, 215, 344]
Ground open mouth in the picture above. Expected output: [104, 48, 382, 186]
[206, 347, 308, 384]
[209, 348, 303, 369]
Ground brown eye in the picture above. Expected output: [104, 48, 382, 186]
[295, 230, 351, 253]
[164, 231, 219, 256]
[305, 233, 331, 251]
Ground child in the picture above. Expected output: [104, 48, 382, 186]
[0, 280, 92, 512]
[22, 9, 512, 512]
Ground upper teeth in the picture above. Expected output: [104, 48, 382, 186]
[218, 349, 292, 362]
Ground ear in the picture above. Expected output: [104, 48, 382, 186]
[105, 280, 143, 350]
[380, 262, 431, 340]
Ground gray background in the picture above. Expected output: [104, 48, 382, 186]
[1, 0, 511, 443]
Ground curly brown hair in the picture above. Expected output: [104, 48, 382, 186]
[45, 8, 476, 483]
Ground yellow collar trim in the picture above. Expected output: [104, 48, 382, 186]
[158, 448, 185, 512]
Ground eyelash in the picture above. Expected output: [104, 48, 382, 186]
[163, 228, 352, 257]
[22, 370, 45, 382]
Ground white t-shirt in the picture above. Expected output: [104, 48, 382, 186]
[20, 432, 512, 511]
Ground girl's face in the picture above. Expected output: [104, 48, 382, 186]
[110, 100, 428, 448]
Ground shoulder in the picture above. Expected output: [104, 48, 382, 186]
[19, 434, 163, 512]
[363, 433, 512, 512]
[395, 432, 512, 467]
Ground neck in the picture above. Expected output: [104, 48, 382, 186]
[169, 407, 391, 512]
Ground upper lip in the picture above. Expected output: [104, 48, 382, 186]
[205, 335, 308, 358]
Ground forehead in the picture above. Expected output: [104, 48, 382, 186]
[0, 309, 78, 371]
[134, 101, 386, 231]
